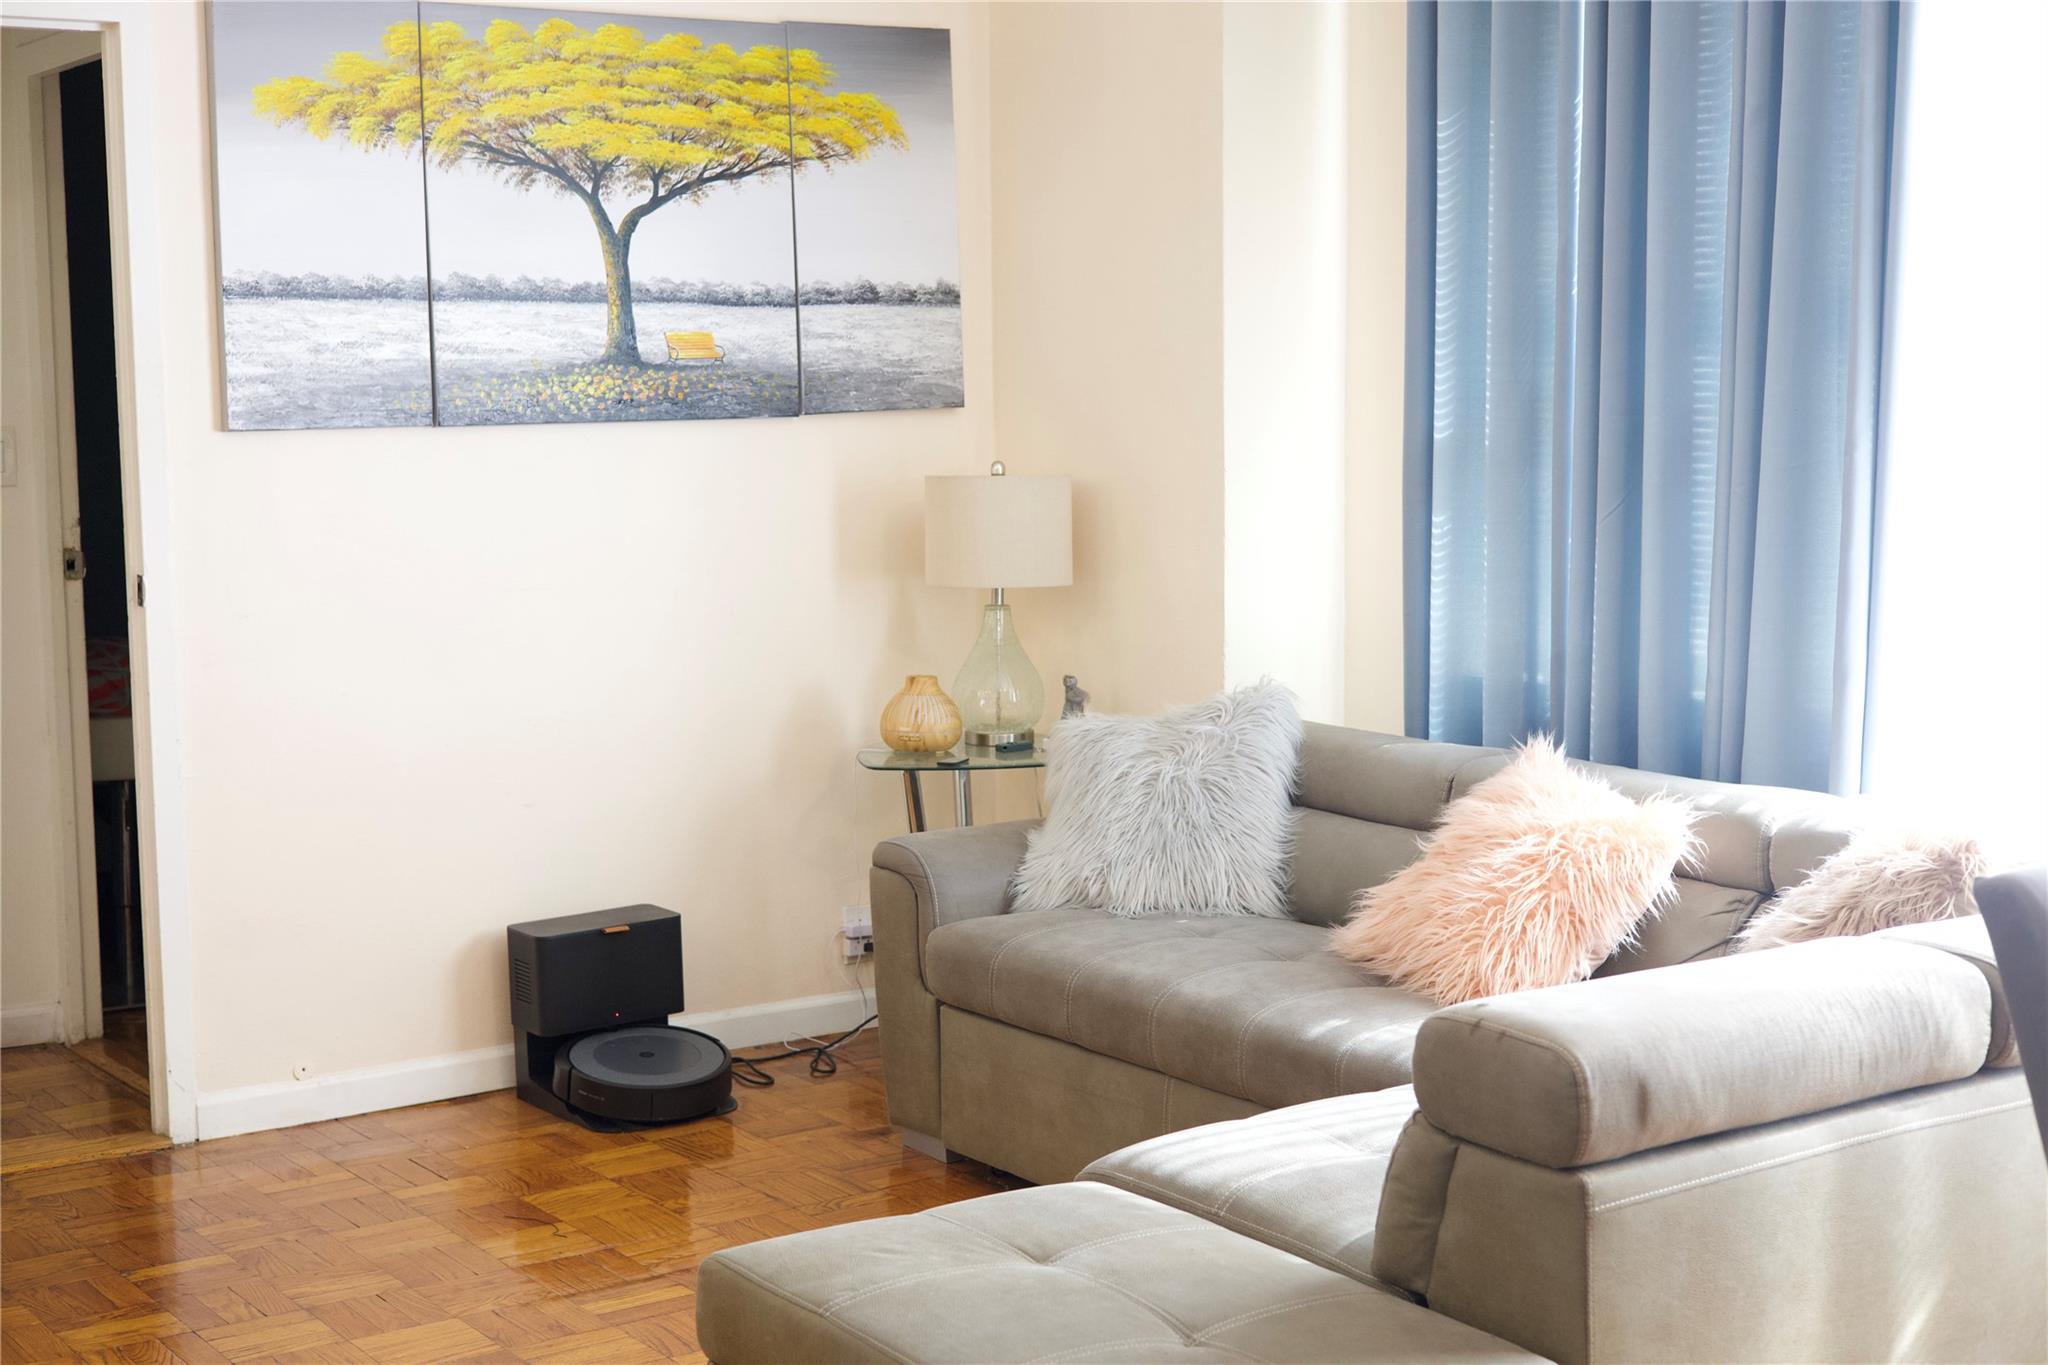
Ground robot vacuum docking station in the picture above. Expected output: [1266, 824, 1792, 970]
[507, 905, 734, 1131]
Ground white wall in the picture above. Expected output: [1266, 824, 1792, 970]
[1222, 2, 1349, 723]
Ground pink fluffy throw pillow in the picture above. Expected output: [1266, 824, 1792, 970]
[1330, 738, 1700, 1005]
[1734, 829, 1984, 952]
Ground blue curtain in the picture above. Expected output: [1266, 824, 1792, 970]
[1403, 1, 1904, 792]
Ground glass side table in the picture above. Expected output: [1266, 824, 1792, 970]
[857, 744, 1047, 832]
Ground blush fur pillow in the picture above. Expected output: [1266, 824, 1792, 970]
[1735, 829, 1984, 951]
[1010, 681, 1303, 918]
[1330, 737, 1699, 1005]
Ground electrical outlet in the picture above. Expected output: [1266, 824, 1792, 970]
[841, 905, 873, 962]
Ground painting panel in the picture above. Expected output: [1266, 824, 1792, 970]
[788, 22, 963, 415]
[419, 6, 802, 426]
[210, 0, 434, 430]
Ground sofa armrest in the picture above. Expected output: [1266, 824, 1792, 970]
[1412, 935, 1995, 1169]
[870, 820, 1036, 1138]
[873, 820, 1037, 972]
[1876, 914, 2019, 1066]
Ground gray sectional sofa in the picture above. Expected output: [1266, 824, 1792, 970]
[695, 724, 2047, 1362]
[867, 723, 1856, 1184]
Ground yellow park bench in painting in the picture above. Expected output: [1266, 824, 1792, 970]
[665, 330, 725, 363]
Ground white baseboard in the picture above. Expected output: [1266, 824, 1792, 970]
[1, 1002, 63, 1048]
[194, 988, 875, 1142]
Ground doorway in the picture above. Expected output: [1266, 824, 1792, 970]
[57, 56, 148, 1093]
[0, 25, 159, 1167]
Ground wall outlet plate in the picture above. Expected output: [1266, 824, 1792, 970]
[840, 905, 873, 961]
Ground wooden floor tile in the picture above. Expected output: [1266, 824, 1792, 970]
[4, 1032, 1014, 1360]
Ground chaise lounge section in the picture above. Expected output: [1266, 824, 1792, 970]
[699, 923, 2045, 1363]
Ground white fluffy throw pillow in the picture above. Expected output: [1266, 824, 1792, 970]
[1736, 828, 1985, 951]
[1010, 681, 1304, 918]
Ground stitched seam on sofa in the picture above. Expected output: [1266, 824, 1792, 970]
[1444, 1015, 1593, 1165]
[1441, 749, 1507, 810]
[1413, 1135, 1461, 1303]
[1049, 1226, 1192, 1262]
[921, 1209, 1045, 1261]
[1027, 1338, 1261, 1365]
[1586, 1099, 2030, 1213]
[982, 920, 1086, 1016]
[1144, 962, 1283, 1072]
[1331, 1019, 1430, 1095]
[1193, 1291, 1368, 1342]
[876, 865, 938, 991]
[714, 1258, 918, 1365]
[1050, 1263, 1201, 1339]
[1083, 1170, 1381, 1284]
[1580, 1156, 1595, 1360]
[822, 1262, 1017, 1314]
[1163, 1075, 1174, 1131]
[893, 844, 942, 985]
[1210, 1146, 1400, 1215]
[1060, 941, 1156, 1042]
[1232, 987, 1362, 1096]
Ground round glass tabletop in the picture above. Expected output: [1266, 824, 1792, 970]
[856, 744, 1046, 772]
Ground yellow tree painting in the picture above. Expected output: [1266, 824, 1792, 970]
[256, 17, 902, 368]
[211, 3, 962, 429]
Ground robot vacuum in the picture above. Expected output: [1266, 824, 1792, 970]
[555, 1025, 733, 1124]
[507, 905, 735, 1131]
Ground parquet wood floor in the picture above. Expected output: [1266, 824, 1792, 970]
[1, 1032, 1015, 1362]
[69, 1011, 151, 1102]
[1, 1042, 165, 1178]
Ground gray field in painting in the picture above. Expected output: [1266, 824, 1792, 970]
[222, 299, 963, 428]
[801, 303, 965, 414]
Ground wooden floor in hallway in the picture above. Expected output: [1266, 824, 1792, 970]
[2, 1021, 165, 1179]
[0, 1031, 1015, 1362]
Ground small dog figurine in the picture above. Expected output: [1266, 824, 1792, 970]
[1062, 675, 1090, 719]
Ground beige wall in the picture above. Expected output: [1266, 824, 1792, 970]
[119, 0, 998, 1095]
[1344, 0, 1407, 734]
[1222, 2, 1349, 724]
[987, 2, 1227, 717]
[6, 0, 1405, 1122]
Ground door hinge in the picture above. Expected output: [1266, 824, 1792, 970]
[135, 574, 145, 606]
[62, 547, 87, 581]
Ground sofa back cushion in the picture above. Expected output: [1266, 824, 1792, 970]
[1286, 724, 1861, 972]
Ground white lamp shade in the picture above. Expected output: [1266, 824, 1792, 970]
[925, 473, 1073, 588]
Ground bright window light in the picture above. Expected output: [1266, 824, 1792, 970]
[1862, 0, 2048, 863]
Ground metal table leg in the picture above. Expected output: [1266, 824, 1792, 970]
[953, 770, 973, 828]
[902, 772, 927, 832]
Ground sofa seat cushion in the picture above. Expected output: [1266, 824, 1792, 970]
[696, 1182, 1539, 1365]
[1081, 1086, 1419, 1287]
[926, 909, 1434, 1108]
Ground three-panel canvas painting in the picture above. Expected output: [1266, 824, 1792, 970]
[209, 2, 963, 429]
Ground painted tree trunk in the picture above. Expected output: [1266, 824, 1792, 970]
[591, 209, 640, 366]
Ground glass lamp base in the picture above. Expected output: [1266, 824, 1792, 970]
[952, 600, 1044, 748]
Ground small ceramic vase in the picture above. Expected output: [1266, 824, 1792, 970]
[880, 675, 963, 753]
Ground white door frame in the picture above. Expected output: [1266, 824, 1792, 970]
[3, 3, 197, 1144]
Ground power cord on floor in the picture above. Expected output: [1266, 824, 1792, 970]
[730, 1014, 878, 1087]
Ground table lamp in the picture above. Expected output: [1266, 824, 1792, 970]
[925, 462, 1073, 747]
